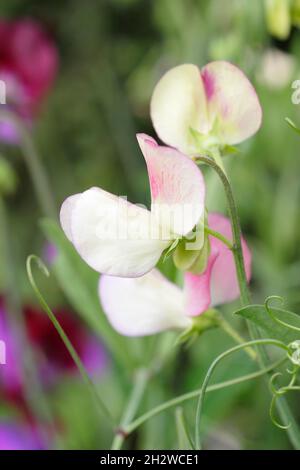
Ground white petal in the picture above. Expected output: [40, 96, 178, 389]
[99, 270, 190, 336]
[150, 64, 209, 154]
[68, 187, 170, 277]
[137, 134, 205, 236]
[59, 193, 81, 242]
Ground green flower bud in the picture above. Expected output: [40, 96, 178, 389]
[292, 0, 300, 26]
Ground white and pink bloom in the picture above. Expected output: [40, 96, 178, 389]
[151, 61, 262, 155]
[99, 214, 251, 336]
[60, 134, 205, 277]
[0, 18, 58, 143]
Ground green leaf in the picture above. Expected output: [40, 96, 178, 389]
[40, 218, 131, 368]
[235, 304, 300, 345]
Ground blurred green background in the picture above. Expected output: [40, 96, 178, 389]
[0, 0, 300, 450]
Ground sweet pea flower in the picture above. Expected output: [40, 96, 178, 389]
[150, 61, 262, 156]
[99, 214, 251, 336]
[0, 18, 58, 143]
[0, 422, 44, 450]
[60, 134, 205, 277]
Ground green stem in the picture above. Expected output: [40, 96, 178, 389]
[195, 154, 300, 449]
[0, 110, 56, 218]
[196, 156, 250, 305]
[110, 333, 176, 450]
[204, 226, 233, 250]
[194, 339, 289, 450]
[124, 355, 286, 435]
[26, 255, 114, 425]
[218, 316, 256, 360]
[111, 368, 149, 450]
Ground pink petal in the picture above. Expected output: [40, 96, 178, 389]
[137, 133, 205, 236]
[201, 61, 262, 145]
[184, 249, 218, 317]
[208, 213, 251, 306]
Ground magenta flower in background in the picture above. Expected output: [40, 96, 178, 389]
[0, 18, 58, 143]
[99, 214, 251, 336]
[0, 422, 44, 450]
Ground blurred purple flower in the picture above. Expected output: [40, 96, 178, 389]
[0, 18, 58, 143]
[0, 422, 44, 450]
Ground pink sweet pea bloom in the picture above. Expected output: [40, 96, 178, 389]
[99, 213, 251, 336]
[0, 18, 58, 143]
[60, 134, 205, 278]
[151, 62, 262, 155]
[0, 422, 44, 450]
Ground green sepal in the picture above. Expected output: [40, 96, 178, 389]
[188, 235, 211, 274]
[176, 309, 220, 346]
[162, 238, 180, 262]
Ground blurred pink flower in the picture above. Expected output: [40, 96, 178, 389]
[99, 214, 251, 336]
[0, 18, 58, 143]
[0, 422, 44, 450]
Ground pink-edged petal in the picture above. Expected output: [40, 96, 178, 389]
[99, 270, 190, 336]
[150, 64, 209, 154]
[137, 134, 205, 236]
[59, 193, 81, 242]
[208, 213, 251, 306]
[184, 250, 218, 317]
[63, 187, 169, 277]
[201, 61, 262, 145]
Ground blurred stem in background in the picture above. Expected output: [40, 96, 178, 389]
[0, 110, 56, 218]
[195, 155, 300, 450]
[0, 195, 54, 445]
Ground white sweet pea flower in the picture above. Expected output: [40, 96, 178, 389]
[150, 61, 262, 155]
[60, 134, 205, 277]
[99, 214, 252, 336]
